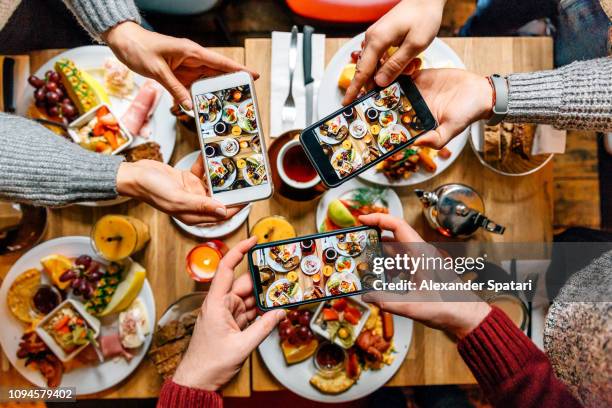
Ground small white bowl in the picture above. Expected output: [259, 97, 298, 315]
[35, 299, 101, 362]
[276, 140, 321, 190]
[68, 103, 133, 155]
[309, 297, 371, 349]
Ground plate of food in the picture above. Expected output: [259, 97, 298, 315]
[334, 256, 356, 274]
[171, 152, 251, 238]
[470, 121, 553, 176]
[301, 255, 322, 276]
[377, 124, 409, 154]
[0, 236, 155, 395]
[208, 156, 237, 192]
[333, 231, 368, 257]
[315, 115, 350, 145]
[242, 154, 268, 186]
[196, 93, 222, 126]
[258, 301, 413, 402]
[265, 278, 303, 308]
[18, 46, 176, 206]
[316, 178, 402, 233]
[238, 99, 258, 133]
[219, 138, 240, 157]
[318, 33, 468, 187]
[221, 104, 238, 124]
[370, 82, 401, 111]
[331, 147, 363, 178]
[149, 292, 203, 381]
[264, 243, 302, 273]
[325, 272, 361, 296]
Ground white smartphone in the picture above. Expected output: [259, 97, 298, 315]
[191, 71, 273, 206]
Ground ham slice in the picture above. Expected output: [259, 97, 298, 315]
[121, 80, 162, 137]
[100, 333, 133, 361]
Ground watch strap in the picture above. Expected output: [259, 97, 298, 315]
[486, 74, 509, 126]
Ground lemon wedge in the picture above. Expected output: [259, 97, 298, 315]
[99, 261, 146, 316]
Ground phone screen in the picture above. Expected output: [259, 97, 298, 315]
[250, 227, 382, 309]
[195, 84, 269, 193]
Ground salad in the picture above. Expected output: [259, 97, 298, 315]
[267, 279, 302, 307]
[377, 124, 409, 153]
[42, 303, 97, 354]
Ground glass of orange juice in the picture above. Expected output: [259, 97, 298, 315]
[91, 214, 150, 261]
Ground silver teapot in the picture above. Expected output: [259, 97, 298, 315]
[415, 183, 505, 238]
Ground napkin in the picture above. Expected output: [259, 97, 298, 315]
[270, 31, 326, 137]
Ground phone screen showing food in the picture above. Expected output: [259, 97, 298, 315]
[314, 81, 426, 180]
[251, 228, 381, 309]
[195, 84, 269, 192]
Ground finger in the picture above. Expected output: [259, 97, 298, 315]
[179, 206, 243, 226]
[209, 237, 257, 297]
[362, 292, 416, 316]
[245, 307, 257, 322]
[413, 123, 455, 149]
[243, 295, 256, 310]
[242, 309, 286, 351]
[231, 273, 254, 298]
[158, 64, 193, 110]
[375, 41, 417, 87]
[193, 47, 260, 79]
[178, 193, 228, 218]
[342, 40, 385, 105]
[358, 213, 424, 242]
[235, 312, 250, 330]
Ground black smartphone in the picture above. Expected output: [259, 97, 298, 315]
[249, 226, 382, 311]
[300, 76, 436, 187]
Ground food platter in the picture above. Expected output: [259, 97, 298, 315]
[264, 243, 302, 273]
[258, 303, 413, 403]
[317, 33, 468, 186]
[17, 46, 176, 207]
[0, 236, 155, 395]
[171, 152, 251, 238]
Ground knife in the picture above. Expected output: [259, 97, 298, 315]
[303, 25, 315, 127]
[2, 57, 16, 113]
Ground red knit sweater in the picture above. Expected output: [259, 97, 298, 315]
[157, 307, 581, 408]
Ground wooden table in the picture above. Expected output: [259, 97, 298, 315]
[0, 48, 251, 399]
[246, 37, 554, 390]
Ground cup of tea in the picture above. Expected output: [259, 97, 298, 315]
[276, 140, 320, 190]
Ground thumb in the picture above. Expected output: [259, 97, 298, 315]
[375, 45, 413, 87]
[179, 193, 228, 218]
[414, 123, 454, 149]
[158, 64, 192, 109]
[242, 310, 286, 352]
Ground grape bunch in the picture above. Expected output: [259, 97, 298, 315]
[278, 309, 315, 345]
[28, 71, 78, 123]
[59, 255, 105, 299]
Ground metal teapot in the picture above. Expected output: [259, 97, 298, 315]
[415, 183, 505, 238]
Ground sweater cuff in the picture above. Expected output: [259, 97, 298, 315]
[457, 306, 548, 396]
[63, 0, 141, 41]
[158, 379, 223, 408]
[506, 68, 564, 125]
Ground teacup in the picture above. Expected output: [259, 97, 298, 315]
[276, 140, 320, 190]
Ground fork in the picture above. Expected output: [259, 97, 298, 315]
[281, 26, 298, 128]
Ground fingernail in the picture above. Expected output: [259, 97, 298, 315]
[215, 207, 227, 217]
[182, 99, 193, 110]
[375, 74, 387, 86]
[276, 309, 287, 320]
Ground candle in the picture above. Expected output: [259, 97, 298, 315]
[186, 243, 224, 282]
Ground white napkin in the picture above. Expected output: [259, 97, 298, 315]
[532, 124, 566, 154]
[270, 31, 326, 137]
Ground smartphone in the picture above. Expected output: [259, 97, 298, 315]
[191, 71, 273, 206]
[300, 76, 436, 187]
[249, 226, 382, 311]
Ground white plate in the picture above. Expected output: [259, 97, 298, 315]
[208, 156, 237, 192]
[314, 115, 349, 145]
[264, 244, 302, 273]
[318, 33, 468, 187]
[196, 93, 222, 127]
[0, 236, 155, 395]
[242, 154, 267, 186]
[335, 256, 356, 274]
[315, 178, 404, 235]
[238, 99, 258, 133]
[325, 272, 361, 296]
[265, 278, 303, 307]
[258, 304, 413, 403]
[300, 255, 321, 276]
[171, 151, 250, 238]
[17, 46, 176, 207]
[377, 123, 410, 154]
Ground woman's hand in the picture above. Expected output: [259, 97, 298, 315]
[358, 213, 491, 339]
[116, 158, 242, 225]
[412, 68, 493, 149]
[343, 0, 446, 105]
[172, 237, 286, 391]
[103, 22, 258, 109]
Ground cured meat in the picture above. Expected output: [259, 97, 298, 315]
[100, 333, 133, 361]
[121, 80, 162, 137]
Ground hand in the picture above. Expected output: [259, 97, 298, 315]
[343, 0, 446, 105]
[413, 68, 493, 149]
[116, 158, 242, 225]
[103, 22, 259, 109]
[358, 213, 491, 339]
[172, 237, 286, 391]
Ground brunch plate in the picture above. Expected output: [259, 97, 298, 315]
[264, 244, 302, 273]
[258, 304, 413, 403]
[0, 236, 155, 395]
[316, 178, 403, 234]
[317, 33, 468, 186]
[17, 45, 176, 206]
[172, 151, 251, 238]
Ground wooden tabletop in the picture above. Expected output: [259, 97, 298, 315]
[0, 48, 251, 399]
[246, 37, 554, 391]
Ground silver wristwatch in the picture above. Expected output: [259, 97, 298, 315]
[486, 74, 509, 126]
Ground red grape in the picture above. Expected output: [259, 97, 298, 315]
[35, 99, 45, 108]
[62, 104, 76, 119]
[298, 311, 312, 326]
[287, 310, 300, 324]
[44, 70, 54, 80]
[297, 325, 310, 341]
[45, 82, 58, 92]
[59, 269, 76, 282]
[78, 279, 88, 294]
[71, 277, 82, 290]
[34, 88, 45, 102]
[75, 255, 92, 269]
[278, 318, 293, 332]
[288, 330, 301, 345]
[62, 98, 72, 105]
[350, 50, 361, 63]
[28, 75, 45, 88]
[55, 87, 64, 99]
[283, 326, 297, 343]
[47, 106, 59, 117]
[48, 71, 60, 83]
[45, 91, 60, 105]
